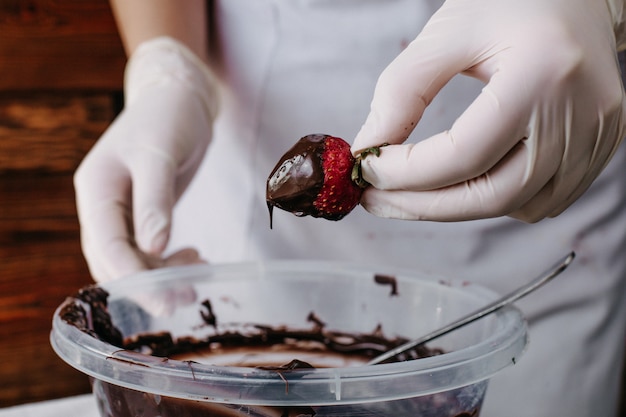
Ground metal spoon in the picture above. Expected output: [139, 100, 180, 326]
[367, 251, 576, 365]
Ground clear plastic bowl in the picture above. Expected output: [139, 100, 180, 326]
[51, 261, 528, 417]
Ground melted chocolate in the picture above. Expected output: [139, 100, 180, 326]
[200, 299, 217, 327]
[266, 134, 327, 227]
[60, 288, 434, 361]
[374, 274, 398, 296]
[123, 300, 436, 361]
[90, 378, 480, 417]
[59, 286, 123, 347]
[60, 284, 482, 417]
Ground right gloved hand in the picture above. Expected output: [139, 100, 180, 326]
[352, 0, 626, 223]
[74, 37, 219, 282]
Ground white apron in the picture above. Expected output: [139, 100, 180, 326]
[169, 1, 626, 415]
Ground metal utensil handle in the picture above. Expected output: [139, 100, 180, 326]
[367, 251, 576, 365]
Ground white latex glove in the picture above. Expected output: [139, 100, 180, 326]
[74, 37, 218, 282]
[352, 0, 626, 223]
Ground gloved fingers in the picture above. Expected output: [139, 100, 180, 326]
[352, 7, 474, 154]
[356, 0, 611, 191]
[353, 20, 545, 189]
[359, 73, 533, 191]
[130, 287, 197, 318]
[162, 247, 207, 267]
[354, 0, 626, 222]
[364, 103, 626, 223]
[125, 248, 203, 317]
[510, 167, 601, 223]
[126, 144, 178, 256]
[78, 199, 149, 282]
[512, 110, 626, 222]
[139, 247, 206, 269]
[360, 140, 551, 221]
[130, 283, 197, 318]
[506, 144, 589, 222]
[125, 112, 211, 255]
[74, 141, 151, 282]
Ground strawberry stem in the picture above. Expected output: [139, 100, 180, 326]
[351, 143, 388, 188]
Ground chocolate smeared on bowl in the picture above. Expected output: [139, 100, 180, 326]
[52, 262, 528, 417]
[61, 287, 441, 364]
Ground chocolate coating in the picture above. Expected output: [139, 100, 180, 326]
[266, 134, 327, 225]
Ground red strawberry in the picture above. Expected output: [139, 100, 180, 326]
[266, 134, 381, 227]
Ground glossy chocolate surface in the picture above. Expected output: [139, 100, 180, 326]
[266, 134, 327, 224]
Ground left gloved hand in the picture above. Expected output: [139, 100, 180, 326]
[74, 37, 218, 282]
[352, 0, 626, 222]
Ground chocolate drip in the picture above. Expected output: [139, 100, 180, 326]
[266, 134, 326, 227]
[374, 274, 398, 296]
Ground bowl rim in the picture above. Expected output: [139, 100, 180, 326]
[51, 260, 528, 406]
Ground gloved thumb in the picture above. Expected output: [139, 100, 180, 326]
[130, 146, 177, 256]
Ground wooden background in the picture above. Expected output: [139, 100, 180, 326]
[0, 0, 125, 407]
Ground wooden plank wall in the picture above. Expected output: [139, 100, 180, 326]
[0, 0, 126, 407]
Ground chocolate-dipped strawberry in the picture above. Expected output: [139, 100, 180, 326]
[266, 134, 382, 227]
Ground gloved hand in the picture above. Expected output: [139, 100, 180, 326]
[352, 0, 626, 223]
[74, 37, 219, 282]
